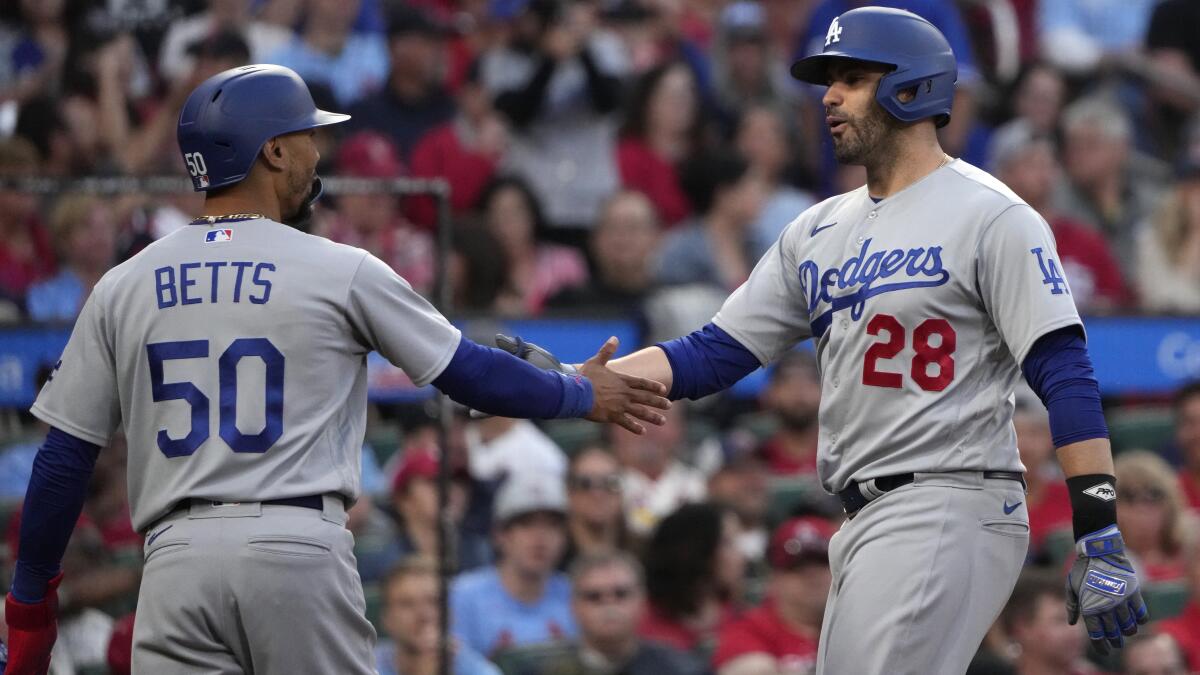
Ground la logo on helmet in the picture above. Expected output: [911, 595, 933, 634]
[825, 17, 843, 46]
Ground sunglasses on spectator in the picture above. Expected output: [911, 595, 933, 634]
[576, 585, 636, 603]
[568, 474, 622, 493]
[1118, 488, 1166, 505]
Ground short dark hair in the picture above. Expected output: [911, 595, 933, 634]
[476, 174, 550, 240]
[642, 502, 732, 620]
[1000, 569, 1063, 633]
[619, 61, 698, 141]
[680, 151, 749, 215]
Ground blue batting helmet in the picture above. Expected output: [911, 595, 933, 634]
[177, 64, 350, 192]
[790, 7, 957, 128]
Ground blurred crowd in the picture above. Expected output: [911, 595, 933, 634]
[1, 0, 1200, 674]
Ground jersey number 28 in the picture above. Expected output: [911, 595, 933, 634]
[862, 314, 956, 391]
[147, 338, 284, 457]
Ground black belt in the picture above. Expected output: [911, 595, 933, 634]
[838, 471, 1025, 518]
[170, 494, 325, 517]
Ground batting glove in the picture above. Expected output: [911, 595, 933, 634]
[494, 334, 579, 374]
[4, 572, 64, 675]
[1065, 526, 1149, 654]
[469, 335, 578, 419]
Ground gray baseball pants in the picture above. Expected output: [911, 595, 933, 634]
[131, 495, 376, 674]
[816, 471, 1029, 675]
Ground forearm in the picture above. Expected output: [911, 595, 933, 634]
[609, 346, 674, 391]
[432, 336, 592, 419]
[12, 428, 100, 602]
[1056, 438, 1115, 478]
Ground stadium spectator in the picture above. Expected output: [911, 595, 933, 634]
[465, 414, 568, 483]
[390, 447, 491, 574]
[713, 516, 835, 675]
[711, 2, 798, 128]
[640, 502, 744, 659]
[734, 104, 816, 258]
[344, 490, 404, 585]
[1000, 570, 1102, 675]
[157, 0, 292, 83]
[992, 64, 1067, 143]
[1135, 125, 1200, 313]
[616, 61, 700, 228]
[1172, 381, 1200, 512]
[991, 126, 1130, 311]
[1158, 542, 1200, 672]
[450, 221, 510, 311]
[477, 176, 588, 316]
[1038, 0, 1157, 75]
[755, 350, 821, 477]
[450, 472, 577, 656]
[0, 0, 69, 105]
[348, 5, 457, 160]
[1054, 96, 1168, 277]
[377, 557, 501, 675]
[407, 60, 507, 229]
[0, 137, 53, 303]
[1115, 451, 1190, 583]
[495, 552, 707, 675]
[707, 457, 771, 564]
[481, 0, 627, 235]
[613, 404, 707, 538]
[318, 131, 435, 293]
[1011, 396, 1072, 560]
[562, 446, 631, 571]
[654, 151, 765, 291]
[546, 190, 662, 314]
[26, 193, 117, 322]
[1120, 632, 1189, 675]
[94, 32, 223, 174]
[1141, 0, 1200, 159]
[264, 0, 388, 108]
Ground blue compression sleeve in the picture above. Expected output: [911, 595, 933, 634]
[11, 427, 100, 602]
[1021, 327, 1109, 448]
[656, 323, 762, 401]
[432, 336, 593, 419]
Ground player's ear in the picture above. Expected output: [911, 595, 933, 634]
[260, 136, 288, 172]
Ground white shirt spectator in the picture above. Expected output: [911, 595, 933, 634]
[159, 13, 292, 82]
[621, 462, 708, 537]
[465, 419, 567, 482]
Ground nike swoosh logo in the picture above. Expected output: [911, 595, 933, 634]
[147, 524, 173, 547]
[810, 221, 837, 237]
[1003, 501, 1022, 515]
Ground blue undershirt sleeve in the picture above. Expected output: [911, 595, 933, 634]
[656, 323, 763, 401]
[11, 427, 100, 602]
[432, 336, 593, 419]
[1020, 326, 1109, 448]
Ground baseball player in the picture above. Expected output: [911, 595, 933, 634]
[510, 7, 1149, 674]
[2, 64, 669, 675]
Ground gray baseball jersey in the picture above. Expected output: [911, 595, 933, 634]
[31, 217, 461, 531]
[713, 160, 1082, 493]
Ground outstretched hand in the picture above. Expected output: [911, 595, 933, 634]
[579, 337, 670, 434]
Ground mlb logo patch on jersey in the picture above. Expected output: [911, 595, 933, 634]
[198, 175, 210, 188]
[205, 229, 233, 243]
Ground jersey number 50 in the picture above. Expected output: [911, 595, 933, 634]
[147, 338, 284, 457]
[862, 314, 956, 391]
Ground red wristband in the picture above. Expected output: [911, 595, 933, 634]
[4, 572, 63, 630]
